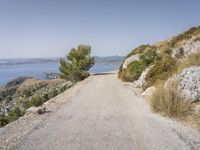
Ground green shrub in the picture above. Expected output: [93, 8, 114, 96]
[22, 98, 32, 109]
[60, 85, 68, 92]
[119, 46, 158, 82]
[162, 48, 172, 55]
[7, 107, 25, 122]
[120, 61, 146, 82]
[139, 48, 158, 66]
[48, 89, 58, 99]
[30, 96, 44, 107]
[146, 55, 177, 87]
[0, 107, 25, 127]
[0, 115, 9, 127]
[150, 82, 192, 118]
[42, 93, 49, 102]
[0, 87, 17, 101]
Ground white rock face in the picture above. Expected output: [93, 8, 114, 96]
[172, 40, 200, 58]
[132, 66, 152, 88]
[165, 66, 200, 102]
[122, 54, 140, 69]
[179, 66, 200, 101]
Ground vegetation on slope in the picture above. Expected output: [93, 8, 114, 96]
[0, 79, 71, 127]
[119, 26, 200, 85]
[119, 26, 200, 129]
[145, 55, 177, 87]
[170, 26, 200, 48]
[118, 46, 158, 82]
[1, 44, 95, 128]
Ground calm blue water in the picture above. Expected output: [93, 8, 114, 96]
[0, 61, 122, 86]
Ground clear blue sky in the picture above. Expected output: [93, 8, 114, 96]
[0, 0, 200, 58]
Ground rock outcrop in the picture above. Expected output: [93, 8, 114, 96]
[172, 40, 200, 58]
[122, 54, 139, 69]
[132, 66, 152, 88]
[179, 66, 200, 101]
[26, 106, 46, 115]
[165, 66, 200, 102]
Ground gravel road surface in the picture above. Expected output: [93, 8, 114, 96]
[13, 74, 200, 150]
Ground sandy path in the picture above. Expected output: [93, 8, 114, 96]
[3, 74, 200, 150]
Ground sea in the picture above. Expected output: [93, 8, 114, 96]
[0, 56, 124, 86]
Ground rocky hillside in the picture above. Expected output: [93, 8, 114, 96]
[0, 77, 72, 127]
[119, 26, 200, 128]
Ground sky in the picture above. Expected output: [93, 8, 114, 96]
[0, 0, 200, 58]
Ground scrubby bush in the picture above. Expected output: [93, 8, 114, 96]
[60, 84, 69, 92]
[119, 46, 158, 82]
[126, 44, 153, 58]
[42, 93, 49, 102]
[161, 48, 172, 55]
[179, 52, 200, 71]
[0, 115, 9, 127]
[48, 89, 58, 99]
[59, 45, 95, 83]
[0, 87, 17, 101]
[170, 26, 200, 47]
[7, 107, 25, 122]
[119, 61, 146, 82]
[146, 55, 177, 87]
[0, 107, 25, 127]
[139, 48, 158, 66]
[150, 81, 192, 118]
[30, 96, 44, 107]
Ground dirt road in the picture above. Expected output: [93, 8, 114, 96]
[12, 74, 200, 149]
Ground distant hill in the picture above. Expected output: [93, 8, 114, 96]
[0, 56, 124, 66]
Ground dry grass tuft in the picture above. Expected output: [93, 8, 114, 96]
[192, 110, 200, 129]
[150, 81, 192, 118]
[178, 52, 200, 72]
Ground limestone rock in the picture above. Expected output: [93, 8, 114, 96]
[165, 66, 200, 102]
[26, 106, 46, 115]
[179, 66, 200, 101]
[132, 66, 152, 88]
[122, 54, 140, 69]
[172, 40, 200, 58]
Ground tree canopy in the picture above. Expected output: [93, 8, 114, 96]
[59, 45, 95, 82]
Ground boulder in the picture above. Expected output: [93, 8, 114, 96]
[122, 54, 140, 69]
[182, 40, 200, 56]
[26, 106, 46, 115]
[165, 66, 200, 102]
[132, 66, 152, 88]
[172, 47, 184, 58]
[172, 40, 200, 58]
[179, 66, 200, 101]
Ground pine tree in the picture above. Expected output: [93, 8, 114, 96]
[59, 45, 95, 83]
